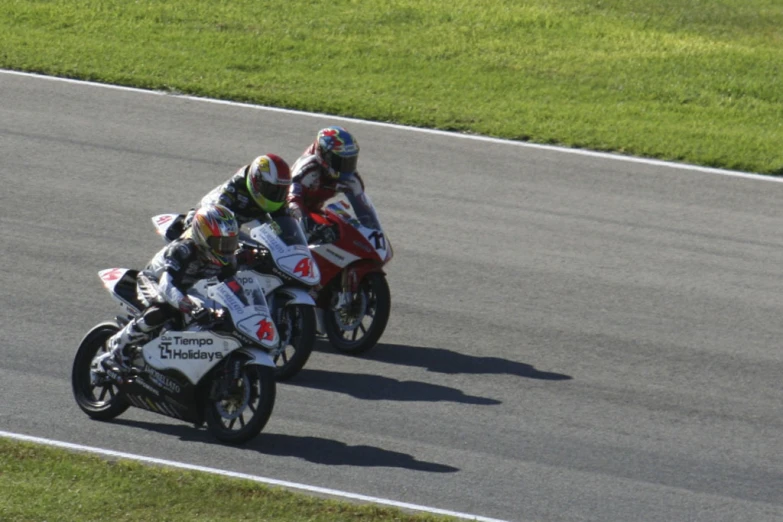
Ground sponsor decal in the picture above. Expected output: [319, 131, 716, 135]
[353, 240, 372, 253]
[159, 337, 223, 361]
[215, 285, 245, 315]
[293, 257, 312, 277]
[368, 231, 386, 250]
[156, 215, 174, 225]
[256, 319, 275, 341]
[228, 279, 242, 293]
[101, 268, 124, 282]
[135, 378, 159, 396]
[271, 266, 292, 281]
[256, 226, 285, 253]
[324, 247, 345, 261]
[144, 365, 182, 394]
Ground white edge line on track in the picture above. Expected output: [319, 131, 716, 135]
[0, 430, 508, 522]
[2, 68, 781, 184]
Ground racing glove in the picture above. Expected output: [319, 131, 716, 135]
[191, 306, 215, 325]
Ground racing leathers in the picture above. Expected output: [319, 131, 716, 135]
[95, 237, 236, 372]
[288, 143, 365, 243]
[168, 165, 287, 242]
[199, 166, 285, 225]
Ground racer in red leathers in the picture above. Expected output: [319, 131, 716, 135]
[287, 126, 364, 244]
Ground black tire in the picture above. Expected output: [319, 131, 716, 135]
[71, 323, 130, 421]
[273, 304, 316, 381]
[325, 272, 391, 355]
[204, 364, 276, 445]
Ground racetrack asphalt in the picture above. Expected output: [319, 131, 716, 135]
[1, 71, 782, 522]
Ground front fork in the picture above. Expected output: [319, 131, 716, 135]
[336, 267, 360, 310]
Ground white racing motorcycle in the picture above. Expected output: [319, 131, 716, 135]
[72, 269, 278, 445]
[152, 213, 320, 380]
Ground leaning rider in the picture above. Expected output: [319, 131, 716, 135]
[287, 126, 364, 244]
[165, 154, 293, 242]
[93, 204, 241, 373]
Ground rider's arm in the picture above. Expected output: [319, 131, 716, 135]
[288, 161, 321, 219]
[159, 271, 200, 313]
[158, 241, 202, 313]
[337, 171, 365, 195]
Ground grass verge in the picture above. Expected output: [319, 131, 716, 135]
[0, 438, 456, 522]
[1, 0, 782, 174]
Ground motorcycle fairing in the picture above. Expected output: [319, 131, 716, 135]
[236, 347, 276, 368]
[121, 369, 199, 423]
[151, 213, 182, 238]
[141, 331, 239, 385]
[270, 286, 316, 307]
[309, 243, 361, 270]
[322, 192, 392, 263]
[98, 268, 142, 315]
[208, 276, 280, 349]
[276, 253, 320, 286]
[247, 218, 321, 286]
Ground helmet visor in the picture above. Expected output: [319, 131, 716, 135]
[207, 235, 239, 255]
[260, 183, 288, 205]
[249, 175, 289, 211]
[330, 154, 358, 175]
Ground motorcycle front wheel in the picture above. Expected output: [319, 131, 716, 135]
[272, 303, 316, 381]
[204, 363, 276, 445]
[71, 322, 130, 421]
[325, 272, 391, 355]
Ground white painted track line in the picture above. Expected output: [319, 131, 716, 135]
[0, 430, 509, 522]
[1, 68, 779, 183]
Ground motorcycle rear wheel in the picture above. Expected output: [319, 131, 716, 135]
[325, 272, 391, 355]
[204, 363, 276, 445]
[273, 304, 316, 381]
[71, 323, 130, 421]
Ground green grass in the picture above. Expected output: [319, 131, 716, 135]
[0, 438, 455, 522]
[1, 0, 782, 174]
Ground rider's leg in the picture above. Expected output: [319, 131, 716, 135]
[95, 305, 171, 370]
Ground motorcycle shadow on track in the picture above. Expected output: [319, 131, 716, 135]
[110, 419, 458, 473]
[317, 341, 573, 381]
[289, 368, 501, 405]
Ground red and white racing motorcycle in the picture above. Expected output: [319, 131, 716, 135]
[72, 269, 277, 445]
[309, 190, 393, 354]
[152, 213, 320, 380]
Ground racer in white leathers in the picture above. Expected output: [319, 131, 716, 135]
[93, 204, 243, 373]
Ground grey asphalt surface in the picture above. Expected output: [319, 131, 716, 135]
[1, 71, 782, 522]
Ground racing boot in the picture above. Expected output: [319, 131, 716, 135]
[92, 317, 153, 374]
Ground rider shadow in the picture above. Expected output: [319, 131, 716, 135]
[108, 418, 459, 473]
[289, 368, 501, 405]
[318, 341, 572, 381]
[246, 433, 459, 472]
